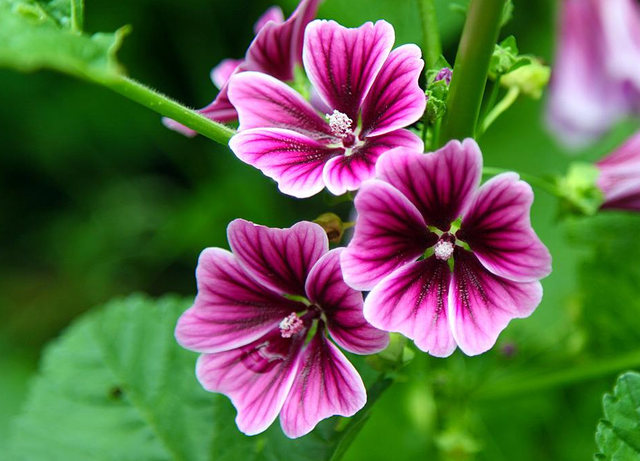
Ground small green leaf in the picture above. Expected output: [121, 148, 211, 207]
[558, 162, 604, 217]
[500, 57, 551, 99]
[489, 36, 531, 78]
[595, 372, 640, 460]
[0, 0, 128, 80]
[425, 92, 447, 124]
[501, 0, 514, 27]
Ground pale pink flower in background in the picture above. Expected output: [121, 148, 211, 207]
[596, 130, 640, 212]
[547, 0, 640, 148]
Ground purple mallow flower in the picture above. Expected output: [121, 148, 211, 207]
[546, 0, 640, 147]
[175, 219, 388, 438]
[341, 139, 552, 357]
[596, 130, 640, 212]
[228, 20, 426, 198]
[164, 0, 321, 136]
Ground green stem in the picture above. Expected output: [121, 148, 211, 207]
[98, 75, 236, 145]
[482, 166, 562, 197]
[329, 374, 395, 460]
[418, 0, 442, 69]
[480, 76, 502, 123]
[438, 0, 507, 145]
[478, 87, 519, 135]
[473, 349, 640, 400]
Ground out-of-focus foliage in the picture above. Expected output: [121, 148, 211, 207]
[596, 372, 640, 460]
[0, 0, 127, 79]
[567, 213, 640, 353]
[1, 0, 640, 460]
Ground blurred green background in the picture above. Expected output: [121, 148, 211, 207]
[2, 0, 640, 459]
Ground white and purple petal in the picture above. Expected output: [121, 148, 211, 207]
[360, 44, 426, 137]
[280, 331, 366, 438]
[211, 58, 244, 90]
[228, 219, 328, 297]
[228, 72, 335, 140]
[229, 128, 342, 198]
[598, 0, 640, 94]
[341, 180, 437, 291]
[303, 20, 395, 121]
[322, 129, 424, 196]
[596, 131, 640, 210]
[245, 0, 321, 81]
[449, 248, 543, 356]
[458, 173, 552, 283]
[376, 139, 482, 231]
[175, 248, 304, 354]
[305, 249, 389, 354]
[253, 5, 285, 35]
[197, 331, 304, 436]
[364, 257, 456, 357]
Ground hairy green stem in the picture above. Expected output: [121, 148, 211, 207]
[418, 0, 442, 69]
[99, 76, 236, 145]
[473, 350, 640, 400]
[438, 0, 507, 145]
[329, 374, 395, 460]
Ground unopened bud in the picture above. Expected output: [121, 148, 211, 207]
[501, 57, 550, 99]
[313, 212, 350, 244]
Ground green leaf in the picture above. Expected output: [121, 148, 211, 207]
[501, 0, 514, 27]
[596, 372, 640, 460]
[0, 0, 128, 80]
[8, 294, 370, 461]
[9, 295, 222, 461]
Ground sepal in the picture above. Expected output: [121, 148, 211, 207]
[558, 162, 605, 216]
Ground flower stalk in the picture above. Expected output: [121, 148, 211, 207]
[101, 75, 236, 145]
[438, 0, 508, 145]
[418, 0, 442, 69]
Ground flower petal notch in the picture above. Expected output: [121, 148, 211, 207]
[342, 139, 552, 357]
[176, 219, 388, 437]
[228, 19, 425, 198]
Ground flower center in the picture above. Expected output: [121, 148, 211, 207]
[326, 110, 354, 139]
[279, 312, 305, 338]
[434, 236, 455, 261]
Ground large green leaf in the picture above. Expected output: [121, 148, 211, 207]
[8, 294, 354, 461]
[0, 0, 127, 80]
[9, 295, 220, 461]
[596, 372, 640, 460]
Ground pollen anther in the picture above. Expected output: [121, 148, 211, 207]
[434, 239, 455, 261]
[326, 110, 353, 138]
[279, 312, 305, 338]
